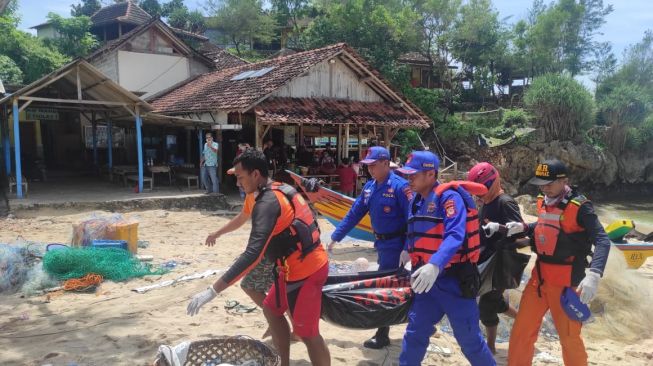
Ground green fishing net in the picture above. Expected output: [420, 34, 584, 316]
[43, 248, 167, 281]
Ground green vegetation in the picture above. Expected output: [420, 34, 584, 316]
[524, 73, 594, 142]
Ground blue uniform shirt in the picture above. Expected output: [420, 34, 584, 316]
[331, 171, 412, 250]
[408, 184, 468, 270]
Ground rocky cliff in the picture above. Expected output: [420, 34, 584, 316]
[435, 132, 653, 198]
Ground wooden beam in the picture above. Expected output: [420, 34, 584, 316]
[82, 78, 110, 93]
[342, 53, 424, 120]
[23, 68, 73, 96]
[345, 124, 350, 158]
[388, 128, 400, 142]
[76, 65, 82, 100]
[383, 126, 390, 148]
[19, 96, 132, 107]
[358, 76, 373, 83]
[122, 105, 136, 117]
[358, 124, 363, 160]
[17, 100, 33, 113]
[261, 124, 272, 140]
[254, 116, 261, 149]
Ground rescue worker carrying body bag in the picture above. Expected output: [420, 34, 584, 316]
[396, 151, 496, 366]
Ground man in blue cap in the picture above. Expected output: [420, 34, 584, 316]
[397, 151, 495, 366]
[329, 146, 412, 349]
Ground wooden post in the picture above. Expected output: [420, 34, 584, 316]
[107, 116, 113, 172]
[185, 129, 191, 164]
[3, 104, 11, 175]
[336, 124, 342, 165]
[344, 124, 350, 160]
[383, 126, 391, 148]
[91, 112, 98, 167]
[357, 125, 363, 160]
[255, 116, 261, 149]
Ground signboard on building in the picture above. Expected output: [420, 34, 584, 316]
[26, 108, 59, 120]
[84, 125, 125, 148]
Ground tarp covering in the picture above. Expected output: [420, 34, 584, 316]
[321, 269, 413, 329]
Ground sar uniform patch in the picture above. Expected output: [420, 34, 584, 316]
[445, 199, 456, 218]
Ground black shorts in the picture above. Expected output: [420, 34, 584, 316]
[479, 289, 509, 327]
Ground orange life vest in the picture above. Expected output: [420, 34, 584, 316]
[406, 181, 485, 269]
[264, 182, 322, 263]
[533, 191, 592, 287]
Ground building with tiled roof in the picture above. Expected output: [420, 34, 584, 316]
[86, 19, 215, 99]
[150, 43, 430, 166]
[91, 1, 152, 26]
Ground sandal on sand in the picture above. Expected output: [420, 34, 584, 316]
[224, 300, 240, 309]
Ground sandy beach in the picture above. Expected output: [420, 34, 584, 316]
[1, 207, 652, 366]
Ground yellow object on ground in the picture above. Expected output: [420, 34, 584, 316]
[108, 222, 139, 254]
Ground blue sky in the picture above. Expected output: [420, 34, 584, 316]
[16, 0, 653, 74]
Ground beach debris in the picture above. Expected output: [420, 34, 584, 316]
[224, 300, 258, 314]
[136, 254, 154, 262]
[132, 269, 222, 294]
[160, 260, 178, 270]
[138, 240, 150, 249]
[533, 351, 562, 364]
[43, 247, 166, 282]
[426, 344, 452, 356]
[62, 273, 103, 292]
[157, 341, 191, 366]
[0, 240, 55, 295]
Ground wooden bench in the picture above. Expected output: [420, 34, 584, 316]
[8, 175, 28, 195]
[125, 175, 153, 191]
[176, 173, 199, 189]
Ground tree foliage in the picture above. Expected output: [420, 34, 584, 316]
[139, 0, 163, 18]
[516, 0, 612, 77]
[46, 13, 99, 58]
[0, 6, 68, 83]
[0, 54, 23, 85]
[524, 73, 594, 141]
[206, 0, 277, 56]
[302, 0, 420, 77]
[70, 0, 101, 17]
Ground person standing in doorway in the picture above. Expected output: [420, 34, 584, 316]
[201, 132, 219, 194]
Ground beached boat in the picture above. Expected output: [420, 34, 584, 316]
[606, 219, 653, 269]
[287, 170, 375, 242]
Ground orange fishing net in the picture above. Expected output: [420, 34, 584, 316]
[62, 273, 103, 291]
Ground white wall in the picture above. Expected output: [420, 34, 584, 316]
[273, 58, 383, 102]
[117, 50, 190, 98]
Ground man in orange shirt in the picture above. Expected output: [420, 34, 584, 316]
[188, 149, 330, 366]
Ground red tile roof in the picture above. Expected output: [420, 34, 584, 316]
[197, 44, 249, 70]
[398, 52, 431, 65]
[255, 97, 429, 128]
[150, 43, 346, 113]
[150, 43, 430, 128]
[91, 1, 152, 27]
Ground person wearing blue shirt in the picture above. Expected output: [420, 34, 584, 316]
[397, 151, 495, 366]
[328, 146, 412, 349]
[201, 133, 219, 194]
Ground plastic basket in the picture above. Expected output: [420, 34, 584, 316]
[154, 337, 280, 366]
[91, 239, 128, 251]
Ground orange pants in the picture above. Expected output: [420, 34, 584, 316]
[508, 276, 587, 366]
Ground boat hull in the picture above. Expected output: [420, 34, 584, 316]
[288, 171, 375, 242]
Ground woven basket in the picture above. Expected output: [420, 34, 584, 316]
[154, 337, 280, 366]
